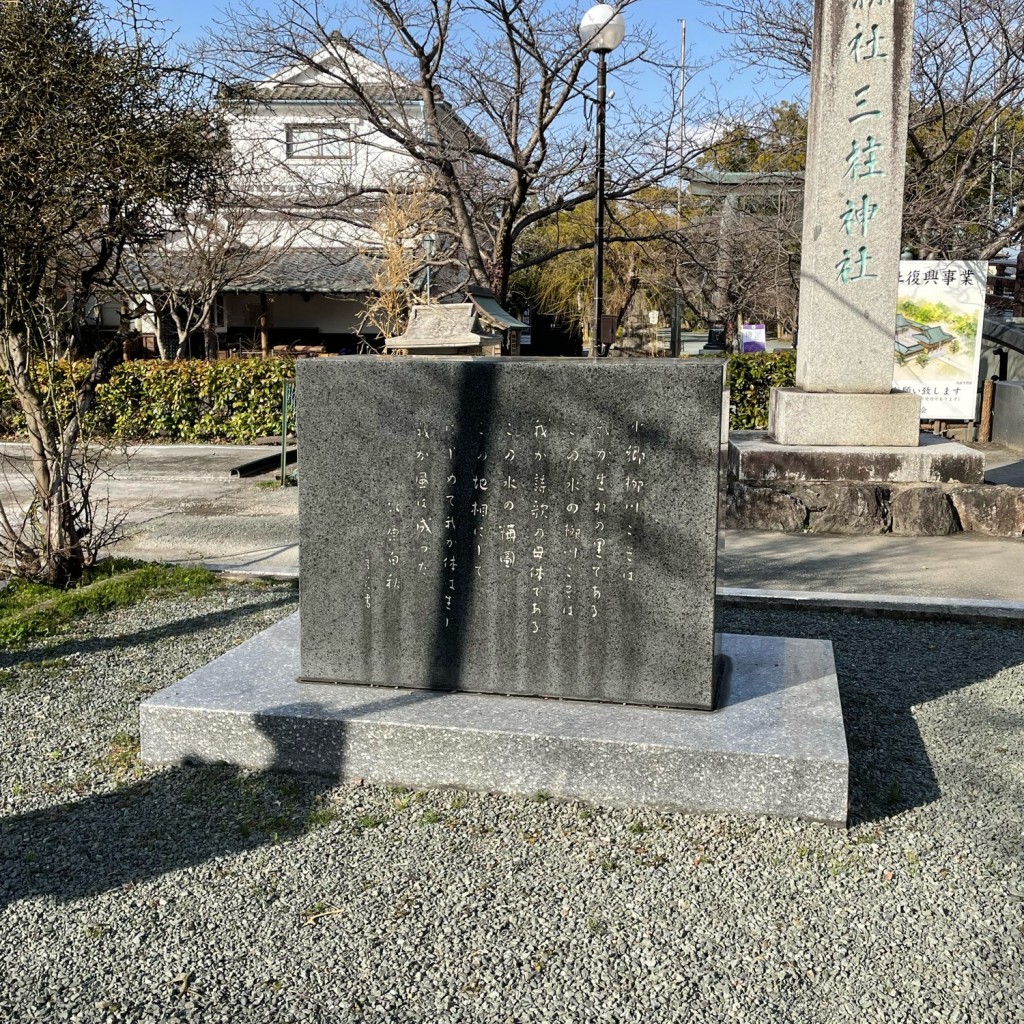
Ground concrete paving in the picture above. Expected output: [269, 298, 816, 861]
[721, 530, 1023, 602]
[1, 442, 1021, 604]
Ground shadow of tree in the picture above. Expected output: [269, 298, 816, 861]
[0, 682, 448, 913]
[719, 604, 1024, 828]
[0, 592, 297, 671]
[0, 764, 319, 912]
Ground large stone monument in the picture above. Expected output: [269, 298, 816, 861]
[298, 358, 723, 710]
[770, 0, 921, 447]
[140, 356, 848, 824]
[729, 0, 986, 526]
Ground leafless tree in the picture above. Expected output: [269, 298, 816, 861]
[707, 0, 1024, 258]
[356, 175, 463, 343]
[674, 185, 803, 338]
[122, 206, 291, 361]
[200, 0, 734, 306]
[0, 0, 226, 582]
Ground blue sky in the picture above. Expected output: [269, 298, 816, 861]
[147, 0, 800, 107]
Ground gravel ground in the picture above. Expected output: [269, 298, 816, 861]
[0, 584, 1022, 1024]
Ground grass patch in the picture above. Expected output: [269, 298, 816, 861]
[96, 731, 143, 783]
[306, 806, 341, 829]
[221, 771, 309, 841]
[0, 559, 218, 648]
[354, 813, 384, 830]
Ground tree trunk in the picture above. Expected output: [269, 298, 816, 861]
[204, 319, 219, 361]
[8, 367, 86, 583]
[260, 293, 269, 358]
[41, 478, 85, 583]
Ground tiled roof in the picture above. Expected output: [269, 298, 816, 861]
[128, 246, 423, 297]
[244, 83, 421, 103]
[467, 288, 528, 330]
[217, 248, 384, 295]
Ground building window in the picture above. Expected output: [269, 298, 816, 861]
[285, 123, 352, 160]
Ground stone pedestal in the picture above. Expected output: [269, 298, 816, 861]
[140, 613, 849, 826]
[726, 430, 999, 536]
[769, 389, 923, 447]
[731, 431, 984, 484]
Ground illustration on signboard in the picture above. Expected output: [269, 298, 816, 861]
[892, 260, 986, 420]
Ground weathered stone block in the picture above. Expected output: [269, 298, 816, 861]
[730, 431, 984, 484]
[950, 486, 1024, 537]
[769, 389, 922, 447]
[890, 487, 958, 536]
[297, 357, 725, 710]
[799, 483, 891, 535]
[726, 483, 807, 532]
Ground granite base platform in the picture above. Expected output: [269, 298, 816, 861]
[140, 613, 849, 826]
[730, 431, 984, 484]
[769, 388, 922, 447]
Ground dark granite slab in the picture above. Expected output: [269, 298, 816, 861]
[297, 357, 724, 709]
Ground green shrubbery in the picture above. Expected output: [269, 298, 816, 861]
[726, 350, 796, 429]
[0, 352, 793, 443]
[0, 358, 297, 443]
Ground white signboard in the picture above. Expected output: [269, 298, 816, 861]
[740, 323, 766, 353]
[892, 260, 986, 420]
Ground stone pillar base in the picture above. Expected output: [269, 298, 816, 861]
[769, 388, 922, 447]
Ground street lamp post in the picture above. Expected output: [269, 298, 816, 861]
[579, 4, 625, 357]
[422, 233, 435, 301]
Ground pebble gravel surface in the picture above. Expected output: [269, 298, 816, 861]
[0, 583, 1021, 1024]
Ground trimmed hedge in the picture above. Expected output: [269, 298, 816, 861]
[726, 350, 796, 430]
[96, 358, 296, 442]
[0, 352, 794, 443]
[0, 358, 297, 444]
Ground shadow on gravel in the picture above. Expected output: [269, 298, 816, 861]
[0, 684, 442, 913]
[0, 764, 328, 913]
[0, 594, 297, 670]
[719, 605, 1024, 828]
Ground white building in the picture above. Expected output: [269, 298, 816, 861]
[132, 43, 446, 358]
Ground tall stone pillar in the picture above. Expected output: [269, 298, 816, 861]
[770, 0, 921, 446]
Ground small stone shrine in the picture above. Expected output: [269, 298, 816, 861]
[386, 290, 527, 357]
[298, 357, 724, 710]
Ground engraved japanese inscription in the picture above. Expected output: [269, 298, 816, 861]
[298, 357, 724, 710]
[795, 0, 916, 394]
